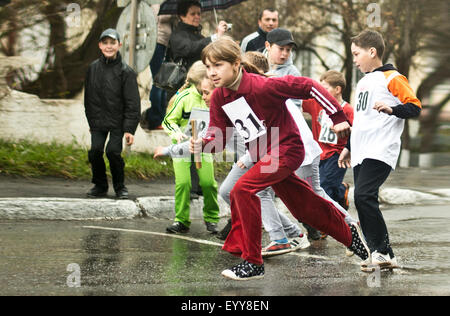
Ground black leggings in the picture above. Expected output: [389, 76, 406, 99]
[88, 130, 125, 192]
[354, 159, 394, 258]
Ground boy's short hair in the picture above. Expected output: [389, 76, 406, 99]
[177, 0, 201, 17]
[351, 29, 385, 59]
[320, 70, 346, 91]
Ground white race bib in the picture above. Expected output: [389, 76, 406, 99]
[185, 108, 210, 137]
[318, 111, 338, 145]
[222, 97, 266, 143]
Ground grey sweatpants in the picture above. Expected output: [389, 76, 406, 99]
[219, 155, 356, 242]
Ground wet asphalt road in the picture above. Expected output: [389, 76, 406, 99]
[0, 201, 449, 296]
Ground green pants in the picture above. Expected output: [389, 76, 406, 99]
[173, 154, 220, 227]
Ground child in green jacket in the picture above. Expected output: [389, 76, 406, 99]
[161, 61, 220, 234]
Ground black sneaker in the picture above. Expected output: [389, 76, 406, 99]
[221, 260, 264, 281]
[116, 187, 128, 200]
[115, 187, 129, 199]
[87, 185, 108, 198]
[302, 223, 322, 241]
[166, 222, 189, 234]
[216, 219, 232, 240]
[347, 222, 370, 261]
[205, 222, 219, 234]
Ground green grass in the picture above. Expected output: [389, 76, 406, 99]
[0, 139, 233, 180]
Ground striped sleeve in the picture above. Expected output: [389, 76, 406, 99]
[266, 76, 348, 125]
[309, 80, 348, 125]
[162, 91, 188, 140]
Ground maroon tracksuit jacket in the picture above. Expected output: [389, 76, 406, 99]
[203, 70, 352, 265]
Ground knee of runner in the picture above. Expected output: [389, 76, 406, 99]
[199, 181, 217, 191]
[353, 188, 373, 206]
[229, 180, 251, 199]
[175, 178, 191, 189]
[218, 185, 230, 202]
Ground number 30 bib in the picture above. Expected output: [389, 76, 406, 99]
[222, 97, 267, 143]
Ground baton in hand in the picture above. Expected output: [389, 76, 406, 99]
[191, 120, 202, 169]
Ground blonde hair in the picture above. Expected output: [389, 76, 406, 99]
[180, 60, 207, 92]
[201, 36, 266, 76]
[166, 60, 207, 112]
[320, 70, 346, 91]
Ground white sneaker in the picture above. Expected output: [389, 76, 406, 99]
[361, 251, 398, 272]
[289, 233, 310, 251]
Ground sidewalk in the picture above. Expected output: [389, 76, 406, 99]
[0, 165, 449, 220]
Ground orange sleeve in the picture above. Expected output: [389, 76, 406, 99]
[387, 74, 422, 109]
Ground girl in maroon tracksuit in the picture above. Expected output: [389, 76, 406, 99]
[190, 37, 370, 281]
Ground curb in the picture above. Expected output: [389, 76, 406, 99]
[0, 196, 231, 221]
[0, 188, 448, 221]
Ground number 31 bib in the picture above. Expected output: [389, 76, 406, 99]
[222, 97, 267, 143]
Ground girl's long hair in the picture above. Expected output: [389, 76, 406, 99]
[201, 36, 266, 76]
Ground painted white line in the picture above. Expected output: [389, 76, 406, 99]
[82, 225, 335, 261]
[287, 251, 331, 260]
[82, 225, 224, 247]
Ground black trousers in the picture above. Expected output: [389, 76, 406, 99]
[354, 158, 394, 257]
[88, 130, 125, 192]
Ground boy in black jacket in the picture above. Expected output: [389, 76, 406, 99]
[84, 29, 141, 199]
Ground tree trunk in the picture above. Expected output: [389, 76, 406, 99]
[20, 0, 122, 99]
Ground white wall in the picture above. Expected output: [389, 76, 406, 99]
[0, 89, 172, 153]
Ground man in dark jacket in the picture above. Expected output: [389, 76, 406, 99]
[84, 28, 141, 199]
[241, 8, 279, 53]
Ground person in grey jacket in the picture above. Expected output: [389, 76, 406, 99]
[263, 28, 300, 77]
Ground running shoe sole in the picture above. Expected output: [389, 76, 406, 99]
[289, 237, 311, 251]
[221, 269, 265, 281]
[348, 223, 371, 261]
[262, 248, 293, 258]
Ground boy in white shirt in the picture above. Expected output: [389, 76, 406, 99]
[339, 30, 421, 271]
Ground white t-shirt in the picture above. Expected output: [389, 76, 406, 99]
[285, 99, 322, 166]
[351, 70, 405, 170]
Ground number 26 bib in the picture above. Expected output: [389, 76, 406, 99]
[318, 110, 338, 145]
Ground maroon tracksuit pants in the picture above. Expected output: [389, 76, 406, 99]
[222, 155, 353, 265]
